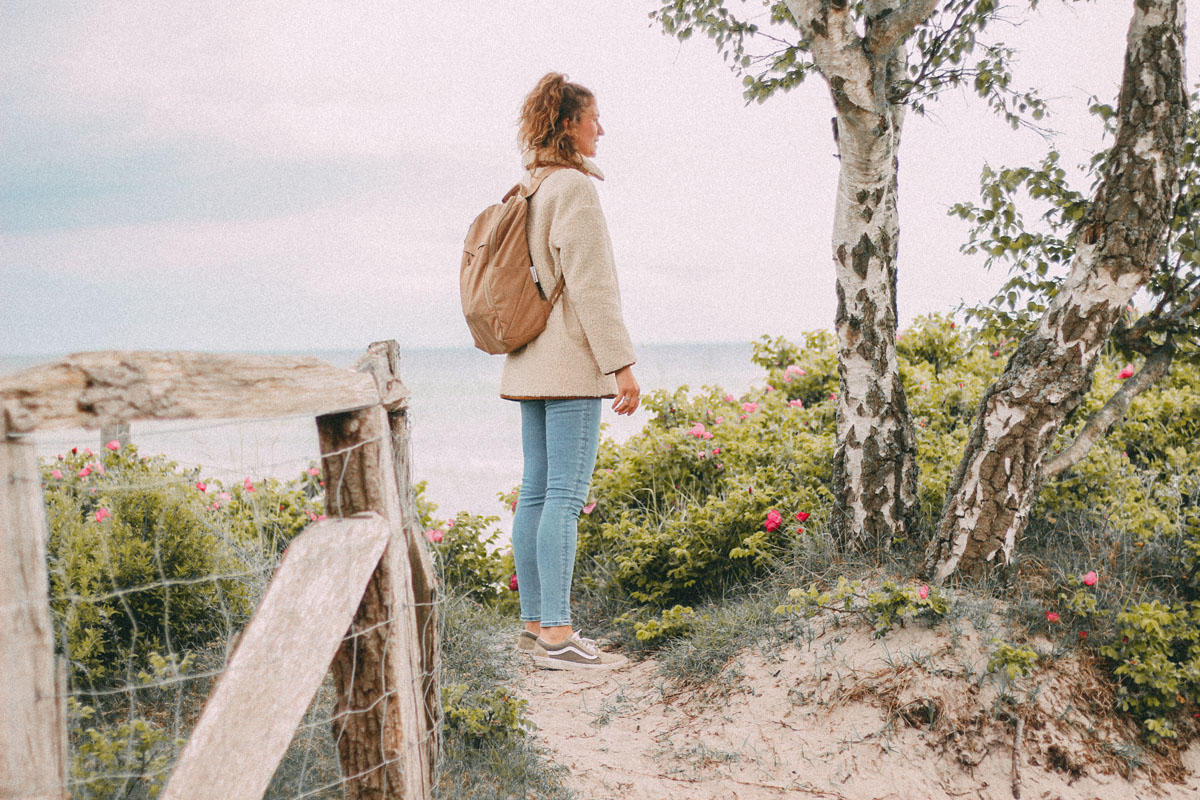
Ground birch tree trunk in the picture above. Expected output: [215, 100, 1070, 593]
[784, 0, 935, 548]
[926, 0, 1188, 582]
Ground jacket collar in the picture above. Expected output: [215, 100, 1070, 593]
[522, 149, 605, 181]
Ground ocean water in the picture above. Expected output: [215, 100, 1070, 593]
[0, 343, 764, 523]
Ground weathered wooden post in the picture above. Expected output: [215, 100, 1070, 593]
[318, 341, 435, 800]
[1, 404, 67, 800]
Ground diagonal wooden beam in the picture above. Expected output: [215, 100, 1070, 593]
[160, 514, 391, 800]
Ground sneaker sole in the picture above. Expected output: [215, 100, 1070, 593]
[531, 653, 628, 671]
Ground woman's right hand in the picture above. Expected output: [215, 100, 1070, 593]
[612, 366, 640, 416]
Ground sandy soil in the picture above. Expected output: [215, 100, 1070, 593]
[518, 620, 1200, 800]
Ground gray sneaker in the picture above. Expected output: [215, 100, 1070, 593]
[516, 630, 539, 652]
[532, 632, 628, 671]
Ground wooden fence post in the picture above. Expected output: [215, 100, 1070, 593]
[318, 344, 433, 800]
[1, 405, 67, 800]
[358, 342, 441, 771]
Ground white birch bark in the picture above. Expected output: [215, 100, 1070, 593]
[926, 0, 1188, 581]
[784, 0, 936, 548]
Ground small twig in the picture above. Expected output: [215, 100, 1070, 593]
[1011, 713, 1024, 800]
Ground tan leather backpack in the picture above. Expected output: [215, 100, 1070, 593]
[460, 167, 565, 354]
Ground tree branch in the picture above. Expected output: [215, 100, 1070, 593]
[868, 0, 939, 55]
[783, 0, 877, 112]
[1043, 339, 1177, 479]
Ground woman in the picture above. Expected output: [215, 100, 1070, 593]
[503, 73, 639, 670]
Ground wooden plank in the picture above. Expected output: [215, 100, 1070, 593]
[161, 513, 391, 800]
[0, 407, 66, 800]
[0, 351, 382, 433]
[388, 402, 442, 768]
[319, 403, 430, 800]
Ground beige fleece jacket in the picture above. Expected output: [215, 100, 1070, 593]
[500, 157, 636, 399]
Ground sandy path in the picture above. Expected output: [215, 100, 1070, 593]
[518, 628, 1200, 800]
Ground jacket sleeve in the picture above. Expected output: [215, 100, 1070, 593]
[547, 174, 637, 375]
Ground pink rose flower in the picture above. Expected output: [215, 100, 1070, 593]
[785, 365, 806, 377]
[94, 508, 112, 522]
[51, 469, 63, 479]
[509, 574, 519, 591]
[243, 477, 256, 493]
[917, 585, 930, 600]
[715, 416, 724, 424]
[1082, 571, 1098, 586]
[307, 467, 320, 476]
[218, 492, 232, 502]
[211, 501, 221, 510]
[447, 519, 456, 528]
[105, 440, 121, 451]
[712, 447, 721, 455]
[764, 509, 783, 532]
[690, 423, 707, 438]
[77, 466, 91, 478]
[425, 528, 444, 543]
[741, 402, 758, 414]
[1046, 611, 1060, 623]
[83, 449, 93, 457]
[795, 512, 810, 522]
[582, 502, 597, 514]
[196, 482, 207, 492]
[724, 394, 735, 403]
[789, 399, 804, 408]
[702, 431, 714, 440]
[765, 385, 773, 392]
[94, 463, 105, 475]
[1117, 363, 1135, 380]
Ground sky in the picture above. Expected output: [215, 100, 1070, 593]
[3, 1, 1198, 356]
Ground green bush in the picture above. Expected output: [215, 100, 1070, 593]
[418, 484, 518, 613]
[43, 444, 324, 686]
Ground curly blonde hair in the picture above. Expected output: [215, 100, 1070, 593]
[518, 73, 595, 169]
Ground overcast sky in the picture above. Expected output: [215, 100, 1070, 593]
[3, 1, 1198, 356]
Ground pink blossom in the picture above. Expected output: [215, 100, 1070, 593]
[739, 414, 748, 421]
[94, 508, 112, 522]
[712, 447, 721, 455]
[1046, 611, 1060, 623]
[741, 402, 758, 414]
[765, 385, 773, 392]
[917, 585, 930, 600]
[991, 350, 1000, 358]
[724, 394, 736, 403]
[1117, 363, 1135, 380]
[785, 365, 806, 378]
[94, 463, 105, 475]
[789, 399, 804, 408]
[715, 416, 724, 424]
[582, 502, 597, 514]
[243, 477, 256, 493]
[795, 512, 810, 522]
[71, 447, 77, 455]
[83, 449, 93, 456]
[425, 528, 444, 543]
[689, 423, 707, 438]
[702, 431, 714, 440]
[764, 509, 783, 532]
[105, 440, 120, 451]
[1079, 631, 1089, 640]
[1082, 571, 1098, 587]
[77, 466, 91, 478]
[50, 468, 63, 479]
[447, 519, 456, 528]
[510, 499, 518, 512]
[196, 482, 207, 492]
[210, 501, 221, 510]
[317, 514, 327, 521]
[783, 374, 792, 383]
[56, 454, 63, 460]
[218, 491, 232, 502]
[306, 510, 318, 521]
[307, 467, 320, 476]
[509, 574, 519, 591]
[829, 392, 837, 400]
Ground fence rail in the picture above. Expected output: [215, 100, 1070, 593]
[0, 340, 438, 800]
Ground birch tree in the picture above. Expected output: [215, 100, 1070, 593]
[926, 0, 1189, 581]
[652, 0, 1042, 549]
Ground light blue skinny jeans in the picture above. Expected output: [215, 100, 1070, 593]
[513, 398, 602, 628]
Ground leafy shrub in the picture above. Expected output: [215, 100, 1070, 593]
[418, 484, 517, 613]
[775, 576, 950, 636]
[43, 444, 324, 686]
[441, 683, 532, 745]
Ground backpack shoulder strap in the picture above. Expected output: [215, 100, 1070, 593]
[522, 165, 567, 198]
